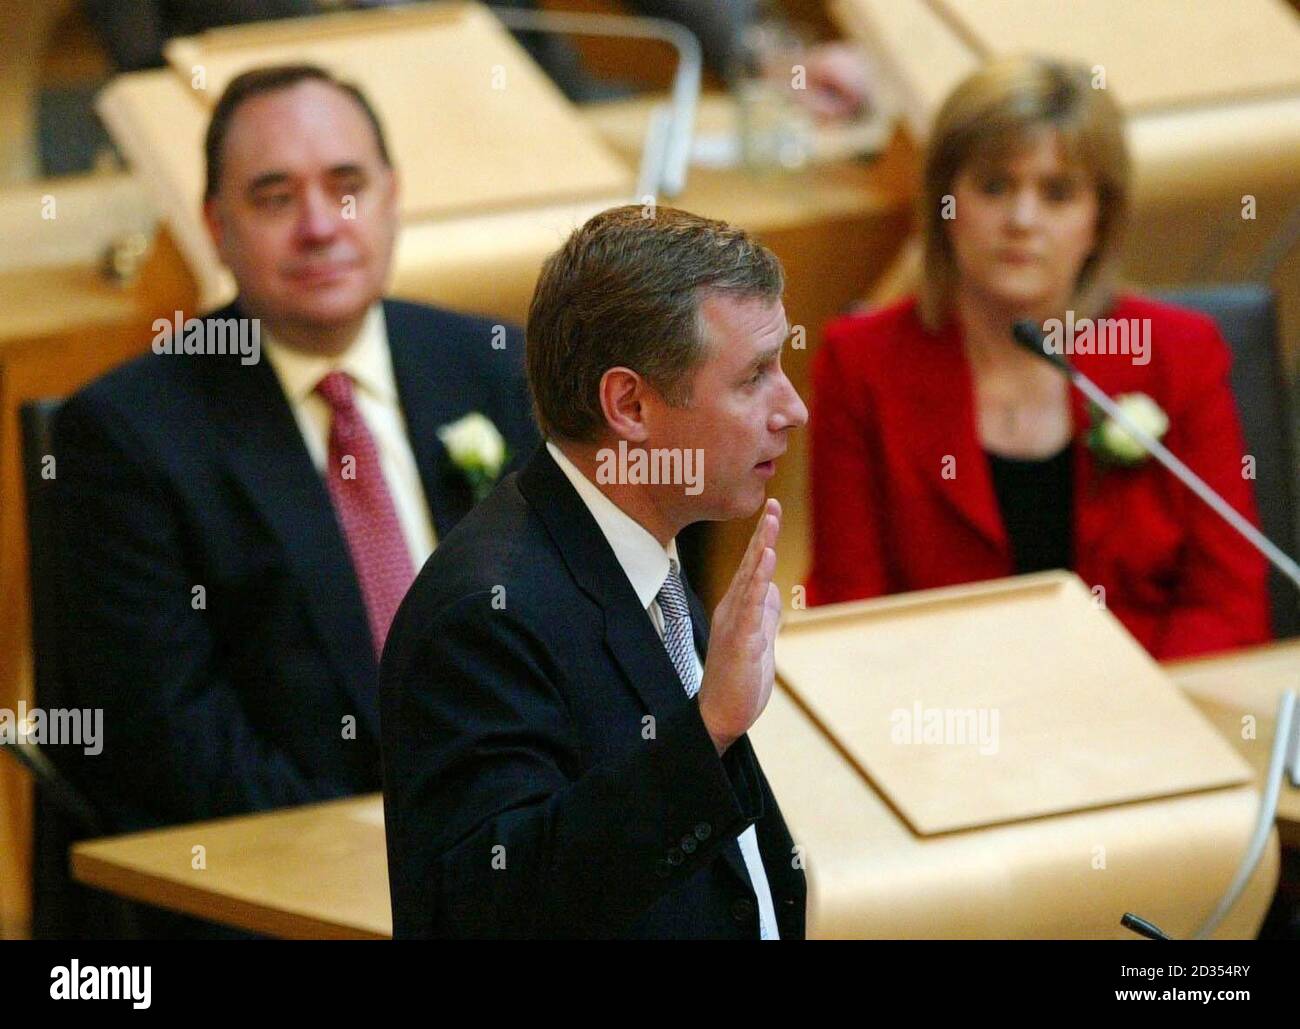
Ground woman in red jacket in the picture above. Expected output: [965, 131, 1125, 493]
[806, 56, 1270, 660]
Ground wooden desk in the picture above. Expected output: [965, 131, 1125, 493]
[70, 638, 1295, 939]
[73, 795, 390, 940]
[1170, 637, 1300, 834]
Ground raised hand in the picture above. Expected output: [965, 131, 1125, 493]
[698, 498, 783, 754]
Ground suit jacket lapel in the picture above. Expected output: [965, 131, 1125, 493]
[384, 300, 472, 539]
[519, 450, 759, 894]
[519, 446, 693, 719]
[197, 301, 379, 737]
[904, 323, 1008, 555]
[911, 316, 1134, 564]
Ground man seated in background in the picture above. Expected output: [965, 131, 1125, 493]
[50, 63, 537, 936]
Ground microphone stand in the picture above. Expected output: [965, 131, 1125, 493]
[1011, 320, 1300, 592]
[1011, 319, 1300, 941]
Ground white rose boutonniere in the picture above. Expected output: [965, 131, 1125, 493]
[437, 412, 508, 503]
[1087, 393, 1169, 467]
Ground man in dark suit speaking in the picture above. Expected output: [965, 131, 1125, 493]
[51, 65, 536, 934]
[381, 205, 810, 938]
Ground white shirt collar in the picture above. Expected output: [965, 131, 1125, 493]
[546, 440, 680, 610]
[262, 302, 396, 405]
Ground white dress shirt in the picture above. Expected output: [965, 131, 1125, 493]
[547, 440, 779, 940]
[262, 303, 437, 572]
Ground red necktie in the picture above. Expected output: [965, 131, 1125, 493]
[315, 370, 416, 658]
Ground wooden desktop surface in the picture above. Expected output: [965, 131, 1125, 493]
[71, 637, 1299, 939]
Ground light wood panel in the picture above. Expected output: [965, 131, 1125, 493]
[72, 795, 390, 940]
[775, 572, 1252, 835]
[938, 0, 1300, 111]
[753, 680, 1275, 939]
[0, 173, 156, 277]
[834, 0, 1300, 137]
[1171, 637, 1300, 833]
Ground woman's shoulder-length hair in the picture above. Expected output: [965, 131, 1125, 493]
[917, 55, 1132, 332]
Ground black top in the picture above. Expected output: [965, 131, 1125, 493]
[986, 445, 1075, 574]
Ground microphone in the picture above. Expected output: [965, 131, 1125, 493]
[1011, 319, 1300, 594]
[1120, 912, 1170, 941]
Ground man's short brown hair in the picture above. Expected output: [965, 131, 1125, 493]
[204, 63, 392, 200]
[526, 204, 784, 442]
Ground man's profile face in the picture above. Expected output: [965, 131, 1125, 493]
[203, 79, 399, 345]
[645, 293, 808, 524]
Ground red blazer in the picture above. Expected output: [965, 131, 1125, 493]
[806, 294, 1271, 660]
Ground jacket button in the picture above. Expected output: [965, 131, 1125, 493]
[731, 897, 756, 923]
[654, 859, 672, 879]
[694, 822, 711, 841]
[680, 835, 698, 854]
[667, 849, 685, 866]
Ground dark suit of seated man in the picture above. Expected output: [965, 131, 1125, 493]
[381, 205, 810, 938]
[50, 65, 536, 936]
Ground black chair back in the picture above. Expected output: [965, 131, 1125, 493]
[1154, 285, 1299, 639]
[19, 398, 137, 938]
[22, 400, 66, 727]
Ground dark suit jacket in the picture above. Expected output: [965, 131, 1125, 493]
[380, 444, 807, 939]
[51, 297, 537, 837]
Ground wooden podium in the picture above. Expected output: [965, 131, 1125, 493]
[752, 572, 1277, 938]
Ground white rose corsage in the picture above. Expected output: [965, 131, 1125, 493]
[437, 412, 508, 502]
[1087, 393, 1169, 468]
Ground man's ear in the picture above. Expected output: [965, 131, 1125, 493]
[381, 166, 401, 238]
[386, 165, 401, 208]
[202, 197, 226, 258]
[598, 367, 650, 443]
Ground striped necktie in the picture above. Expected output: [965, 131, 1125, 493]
[656, 560, 701, 698]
